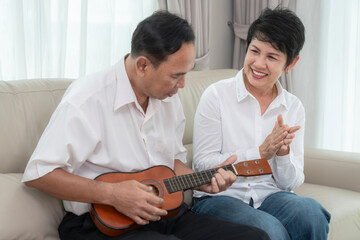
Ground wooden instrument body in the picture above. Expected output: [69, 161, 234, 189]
[90, 165, 183, 236]
[90, 158, 272, 236]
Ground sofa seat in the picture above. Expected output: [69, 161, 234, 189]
[1, 70, 360, 239]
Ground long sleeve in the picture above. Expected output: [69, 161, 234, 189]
[193, 83, 262, 172]
[271, 103, 305, 191]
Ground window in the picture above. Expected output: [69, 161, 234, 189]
[294, 0, 360, 153]
[0, 0, 159, 80]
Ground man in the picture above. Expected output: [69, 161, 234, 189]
[22, 11, 270, 240]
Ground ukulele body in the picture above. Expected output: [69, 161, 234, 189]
[90, 158, 272, 236]
[90, 165, 183, 237]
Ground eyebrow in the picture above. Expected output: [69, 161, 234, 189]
[173, 64, 196, 76]
[250, 45, 281, 57]
[174, 72, 187, 76]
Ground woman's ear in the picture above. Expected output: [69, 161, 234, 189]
[285, 56, 300, 74]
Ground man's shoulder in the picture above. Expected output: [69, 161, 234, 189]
[63, 66, 118, 108]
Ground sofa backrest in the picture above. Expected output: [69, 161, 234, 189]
[0, 79, 73, 173]
[0, 69, 238, 173]
[178, 69, 238, 167]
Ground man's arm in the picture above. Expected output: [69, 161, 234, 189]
[25, 168, 167, 225]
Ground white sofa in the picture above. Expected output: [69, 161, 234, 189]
[1, 69, 360, 240]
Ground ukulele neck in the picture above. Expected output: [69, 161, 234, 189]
[163, 164, 235, 194]
[163, 158, 271, 194]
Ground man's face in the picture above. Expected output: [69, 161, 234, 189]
[142, 42, 196, 100]
[243, 38, 287, 91]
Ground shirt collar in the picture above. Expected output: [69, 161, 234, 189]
[113, 55, 171, 112]
[113, 56, 137, 112]
[235, 68, 289, 110]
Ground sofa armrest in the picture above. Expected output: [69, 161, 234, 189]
[304, 148, 360, 193]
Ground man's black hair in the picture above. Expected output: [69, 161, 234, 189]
[246, 7, 305, 68]
[131, 11, 195, 68]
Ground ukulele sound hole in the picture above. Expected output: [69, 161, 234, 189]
[148, 184, 160, 196]
[140, 179, 164, 198]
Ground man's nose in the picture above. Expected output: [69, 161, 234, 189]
[176, 76, 185, 88]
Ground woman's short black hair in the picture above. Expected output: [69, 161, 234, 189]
[246, 7, 305, 68]
[131, 11, 195, 68]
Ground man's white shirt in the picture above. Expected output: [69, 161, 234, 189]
[22, 58, 187, 215]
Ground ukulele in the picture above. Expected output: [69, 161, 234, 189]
[90, 158, 272, 236]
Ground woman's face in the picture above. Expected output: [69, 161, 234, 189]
[243, 38, 287, 91]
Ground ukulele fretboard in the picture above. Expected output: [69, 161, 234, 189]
[163, 165, 235, 193]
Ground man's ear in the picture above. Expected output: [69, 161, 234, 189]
[285, 56, 300, 74]
[135, 56, 151, 76]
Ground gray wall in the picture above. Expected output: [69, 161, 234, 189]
[209, 0, 234, 70]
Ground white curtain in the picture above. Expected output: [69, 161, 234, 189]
[0, 0, 159, 81]
[159, 0, 210, 70]
[293, 0, 360, 153]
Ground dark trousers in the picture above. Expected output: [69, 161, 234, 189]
[58, 204, 270, 240]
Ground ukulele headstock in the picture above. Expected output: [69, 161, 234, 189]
[232, 158, 272, 176]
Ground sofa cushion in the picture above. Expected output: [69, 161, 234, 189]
[0, 173, 65, 240]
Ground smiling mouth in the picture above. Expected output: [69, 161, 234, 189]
[252, 68, 267, 77]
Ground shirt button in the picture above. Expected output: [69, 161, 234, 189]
[248, 183, 251, 187]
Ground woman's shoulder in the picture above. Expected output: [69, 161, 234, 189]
[281, 88, 305, 114]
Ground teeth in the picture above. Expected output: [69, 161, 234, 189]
[253, 70, 266, 76]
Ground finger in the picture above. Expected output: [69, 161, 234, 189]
[285, 133, 296, 139]
[142, 205, 167, 220]
[216, 168, 236, 188]
[210, 177, 219, 193]
[272, 120, 279, 131]
[277, 114, 284, 127]
[215, 155, 237, 168]
[280, 145, 289, 152]
[138, 182, 154, 192]
[134, 208, 161, 223]
[213, 172, 226, 191]
[137, 183, 165, 206]
[274, 130, 288, 143]
[289, 126, 301, 133]
[133, 216, 149, 225]
[276, 124, 290, 134]
[146, 194, 165, 207]
[284, 138, 293, 145]
[141, 211, 162, 222]
[275, 140, 285, 149]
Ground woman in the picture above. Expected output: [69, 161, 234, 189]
[191, 7, 330, 240]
